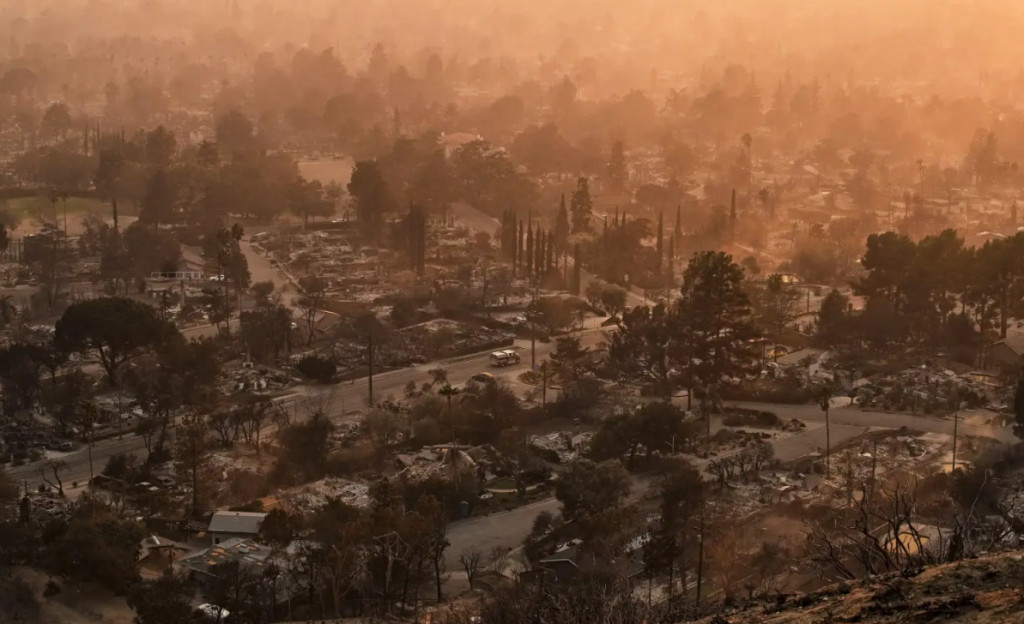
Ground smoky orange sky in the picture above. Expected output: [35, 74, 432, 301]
[3, 0, 1024, 97]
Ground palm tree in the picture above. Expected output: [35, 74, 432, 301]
[818, 385, 832, 478]
[428, 367, 449, 389]
[438, 383, 460, 445]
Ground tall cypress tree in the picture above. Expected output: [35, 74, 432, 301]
[571, 243, 582, 295]
[554, 194, 570, 253]
[674, 204, 682, 242]
[656, 211, 664, 279]
[507, 213, 514, 274]
[517, 220, 524, 276]
[535, 231, 544, 282]
[667, 235, 675, 283]
[526, 224, 534, 280]
[500, 210, 508, 255]
[506, 210, 515, 255]
[547, 230, 555, 273]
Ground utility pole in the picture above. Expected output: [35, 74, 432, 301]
[705, 402, 711, 458]
[696, 513, 705, 604]
[446, 391, 455, 445]
[701, 386, 712, 458]
[951, 405, 959, 474]
[870, 436, 878, 501]
[541, 364, 547, 406]
[530, 280, 539, 369]
[825, 407, 831, 479]
[87, 428, 94, 482]
[820, 388, 831, 479]
[367, 332, 374, 406]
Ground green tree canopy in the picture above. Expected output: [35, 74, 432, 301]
[55, 297, 178, 384]
[348, 159, 394, 239]
[678, 250, 756, 385]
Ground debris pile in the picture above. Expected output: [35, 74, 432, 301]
[221, 364, 296, 395]
[528, 432, 592, 463]
[397, 319, 513, 360]
[279, 477, 371, 511]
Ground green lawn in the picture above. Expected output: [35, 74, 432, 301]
[484, 477, 518, 491]
[0, 195, 131, 232]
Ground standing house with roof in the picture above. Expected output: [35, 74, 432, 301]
[174, 538, 272, 592]
[520, 537, 647, 585]
[208, 511, 267, 544]
[987, 336, 1024, 374]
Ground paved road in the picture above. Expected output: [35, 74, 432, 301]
[441, 402, 1019, 562]
[6, 433, 158, 491]
[445, 497, 559, 566]
[4, 328, 612, 490]
[274, 327, 610, 415]
[240, 233, 297, 309]
[730, 401, 1018, 445]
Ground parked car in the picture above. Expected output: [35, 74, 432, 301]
[194, 603, 230, 622]
[488, 349, 521, 367]
[153, 475, 175, 488]
[466, 372, 496, 390]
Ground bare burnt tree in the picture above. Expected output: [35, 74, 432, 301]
[806, 479, 952, 579]
[459, 548, 483, 590]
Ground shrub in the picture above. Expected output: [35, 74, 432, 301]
[722, 408, 782, 428]
[327, 445, 378, 475]
[412, 418, 445, 446]
[228, 499, 264, 512]
[721, 380, 817, 404]
[297, 354, 336, 382]
[528, 445, 561, 464]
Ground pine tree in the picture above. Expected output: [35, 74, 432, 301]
[607, 141, 628, 193]
[1013, 376, 1024, 439]
[674, 204, 682, 241]
[554, 194, 570, 253]
[729, 189, 737, 241]
[407, 205, 427, 276]
[570, 177, 593, 233]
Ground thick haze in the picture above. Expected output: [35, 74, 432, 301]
[5, 1, 1024, 157]
[5, 1, 1024, 94]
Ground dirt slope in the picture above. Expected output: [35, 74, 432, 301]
[698, 551, 1024, 624]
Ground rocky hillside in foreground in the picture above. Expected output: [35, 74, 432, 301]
[698, 551, 1024, 624]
